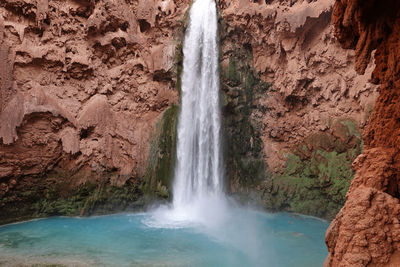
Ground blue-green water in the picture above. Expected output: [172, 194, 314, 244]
[0, 209, 329, 266]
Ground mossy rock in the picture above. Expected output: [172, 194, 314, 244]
[144, 104, 179, 200]
[220, 39, 271, 186]
[0, 167, 145, 225]
[261, 119, 362, 220]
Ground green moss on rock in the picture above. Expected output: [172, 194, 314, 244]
[144, 104, 179, 200]
[220, 25, 361, 219]
[221, 42, 268, 194]
[31, 179, 142, 217]
[261, 119, 362, 220]
[0, 167, 144, 225]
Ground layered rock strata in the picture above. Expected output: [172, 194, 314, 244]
[325, 0, 400, 265]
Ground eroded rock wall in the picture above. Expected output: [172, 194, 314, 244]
[219, 0, 378, 219]
[0, 0, 384, 224]
[325, 0, 400, 266]
[0, 0, 190, 224]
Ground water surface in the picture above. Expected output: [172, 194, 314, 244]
[0, 209, 329, 267]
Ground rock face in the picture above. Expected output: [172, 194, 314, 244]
[0, 0, 385, 224]
[0, 0, 190, 224]
[325, 0, 400, 266]
[218, 0, 378, 219]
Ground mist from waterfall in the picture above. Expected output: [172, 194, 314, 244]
[145, 0, 266, 260]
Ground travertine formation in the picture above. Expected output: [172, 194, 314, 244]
[219, 0, 378, 219]
[0, 0, 390, 227]
[0, 0, 191, 223]
[325, 0, 400, 265]
[220, 0, 377, 171]
[0, 0, 188, 191]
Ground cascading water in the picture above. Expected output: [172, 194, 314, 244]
[146, 0, 228, 227]
[142, 2, 329, 264]
[173, 0, 223, 210]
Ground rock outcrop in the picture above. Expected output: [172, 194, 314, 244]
[0, 0, 190, 224]
[219, 0, 378, 219]
[325, 0, 400, 266]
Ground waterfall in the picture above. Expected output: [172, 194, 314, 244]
[146, 0, 227, 228]
[172, 0, 223, 210]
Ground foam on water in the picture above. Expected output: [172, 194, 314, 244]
[144, 194, 230, 229]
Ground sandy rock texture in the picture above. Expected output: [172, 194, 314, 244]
[0, 0, 190, 222]
[218, 0, 378, 219]
[325, 0, 400, 266]
[220, 0, 377, 170]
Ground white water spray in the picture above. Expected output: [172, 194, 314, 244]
[146, 0, 228, 227]
[144, 2, 268, 260]
[173, 0, 223, 210]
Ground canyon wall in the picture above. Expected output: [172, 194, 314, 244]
[218, 0, 378, 219]
[325, 0, 400, 266]
[0, 0, 382, 224]
[0, 0, 190, 224]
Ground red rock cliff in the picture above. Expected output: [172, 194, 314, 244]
[325, 0, 400, 266]
[219, 0, 378, 219]
[0, 0, 188, 179]
[0, 0, 382, 223]
[0, 0, 391, 226]
[0, 0, 190, 223]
